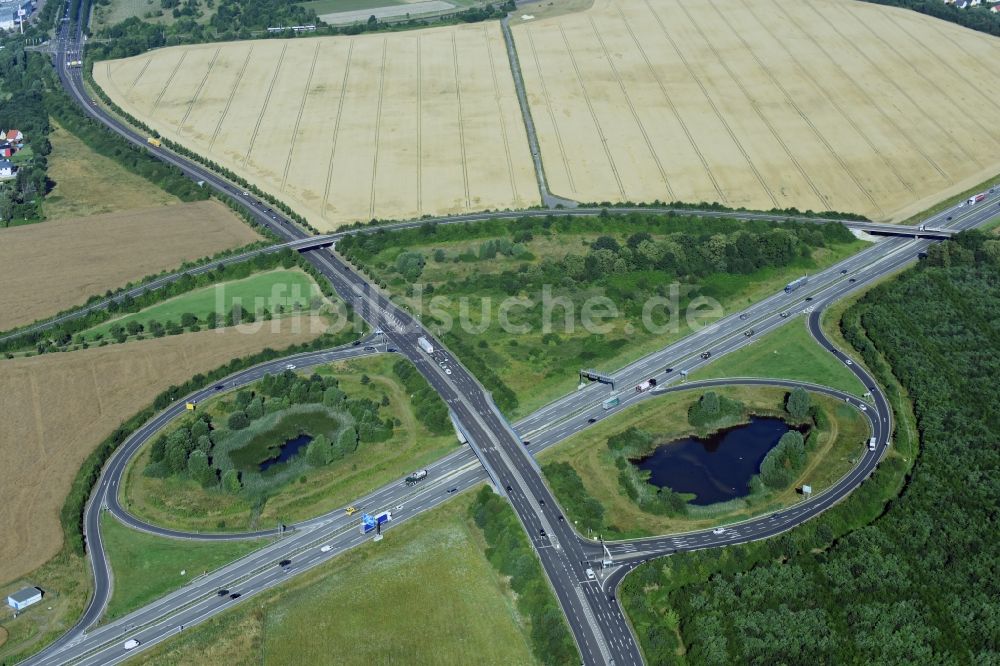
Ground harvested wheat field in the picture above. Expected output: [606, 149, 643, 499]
[0, 317, 328, 583]
[0, 200, 261, 331]
[514, 0, 1000, 221]
[94, 24, 539, 231]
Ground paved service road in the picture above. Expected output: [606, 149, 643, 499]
[27, 12, 1000, 666]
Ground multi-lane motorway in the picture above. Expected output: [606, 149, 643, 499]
[23, 12, 1000, 666]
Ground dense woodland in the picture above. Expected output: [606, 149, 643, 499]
[621, 231, 1000, 664]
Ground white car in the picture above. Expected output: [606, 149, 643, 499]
[123, 639, 141, 650]
[712, 528, 726, 535]
[586, 568, 596, 580]
[445, 368, 452, 375]
[859, 404, 867, 411]
[846, 360, 853, 366]
[320, 545, 332, 553]
[285, 363, 296, 370]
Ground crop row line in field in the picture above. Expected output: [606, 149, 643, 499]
[673, 0, 831, 211]
[558, 23, 627, 199]
[128, 57, 151, 91]
[483, 25, 518, 203]
[738, 0, 912, 197]
[149, 51, 187, 120]
[416, 34, 423, 215]
[177, 48, 220, 135]
[242, 42, 288, 169]
[834, 2, 1000, 157]
[885, 13, 1000, 118]
[614, 1, 726, 205]
[209, 45, 254, 152]
[451, 32, 472, 209]
[804, 1, 976, 172]
[766, 0, 949, 185]
[281, 41, 322, 192]
[523, 27, 576, 194]
[588, 15, 674, 202]
[369, 38, 389, 220]
[643, 0, 779, 208]
[707, 1, 883, 217]
[321, 40, 354, 222]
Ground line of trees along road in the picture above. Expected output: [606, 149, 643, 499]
[620, 230, 1000, 664]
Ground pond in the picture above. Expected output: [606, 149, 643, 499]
[228, 410, 339, 473]
[257, 433, 313, 472]
[632, 417, 807, 505]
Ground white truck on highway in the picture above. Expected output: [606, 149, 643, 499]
[967, 193, 986, 206]
[417, 336, 434, 354]
[405, 469, 428, 486]
[635, 378, 658, 393]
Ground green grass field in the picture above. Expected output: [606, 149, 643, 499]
[357, 230, 868, 418]
[692, 320, 866, 396]
[101, 515, 268, 622]
[540, 385, 868, 536]
[131, 491, 540, 666]
[122, 355, 459, 533]
[83, 269, 321, 341]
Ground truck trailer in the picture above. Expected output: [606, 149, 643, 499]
[967, 193, 986, 206]
[602, 396, 620, 410]
[405, 469, 428, 486]
[417, 336, 434, 354]
[784, 276, 808, 293]
[635, 378, 658, 393]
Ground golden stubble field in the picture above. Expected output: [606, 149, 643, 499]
[94, 24, 539, 231]
[513, 0, 1000, 221]
[0, 318, 326, 583]
[0, 200, 261, 331]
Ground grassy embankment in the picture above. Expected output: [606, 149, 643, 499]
[692, 319, 866, 396]
[340, 218, 868, 418]
[129, 491, 541, 666]
[122, 355, 459, 532]
[44, 120, 179, 220]
[101, 515, 268, 622]
[80, 269, 323, 342]
[540, 386, 867, 537]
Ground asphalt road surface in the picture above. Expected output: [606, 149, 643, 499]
[24, 13, 1000, 666]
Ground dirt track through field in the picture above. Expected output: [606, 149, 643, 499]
[0, 201, 261, 331]
[514, 0, 1000, 220]
[0, 319, 327, 584]
[95, 24, 539, 231]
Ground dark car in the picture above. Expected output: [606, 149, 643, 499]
[539, 528, 546, 537]
[522, 440, 530, 447]
[840, 269, 848, 274]
[665, 367, 674, 373]
[739, 313, 749, 320]
[387, 347, 398, 353]
[744, 329, 754, 337]
[214, 384, 224, 391]
[588, 417, 597, 424]
[217, 589, 229, 597]
[506, 485, 512, 492]
[364, 346, 376, 352]
[539, 499, 545, 505]
[447, 487, 458, 494]
[229, 592, 241, 600]
[849, 278, 857, 283]
[701, 351, 712, 359]
[351, 340, 361, 346]
[805, 296, 813, 302]
[278, 559, 292, 567]
[558, 515, 565, 522]
[779, 311, 789, 318]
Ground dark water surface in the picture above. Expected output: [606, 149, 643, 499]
[633, 417, 804, 505]
[258, 433, 313, 472]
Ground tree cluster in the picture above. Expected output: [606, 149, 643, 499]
[469, 486, 579, 665]
[687, 391, 744, 428]
[862, 0, 1000, 37]
[541, 462, 604, 533]
[619, 231, 1000, 664]
[391, 360, 451, 435]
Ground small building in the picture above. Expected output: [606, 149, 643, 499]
[7, 587, 42, 612]
[0, 159, 14, 178]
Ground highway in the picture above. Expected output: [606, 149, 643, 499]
[23, 11, 1000, 666]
